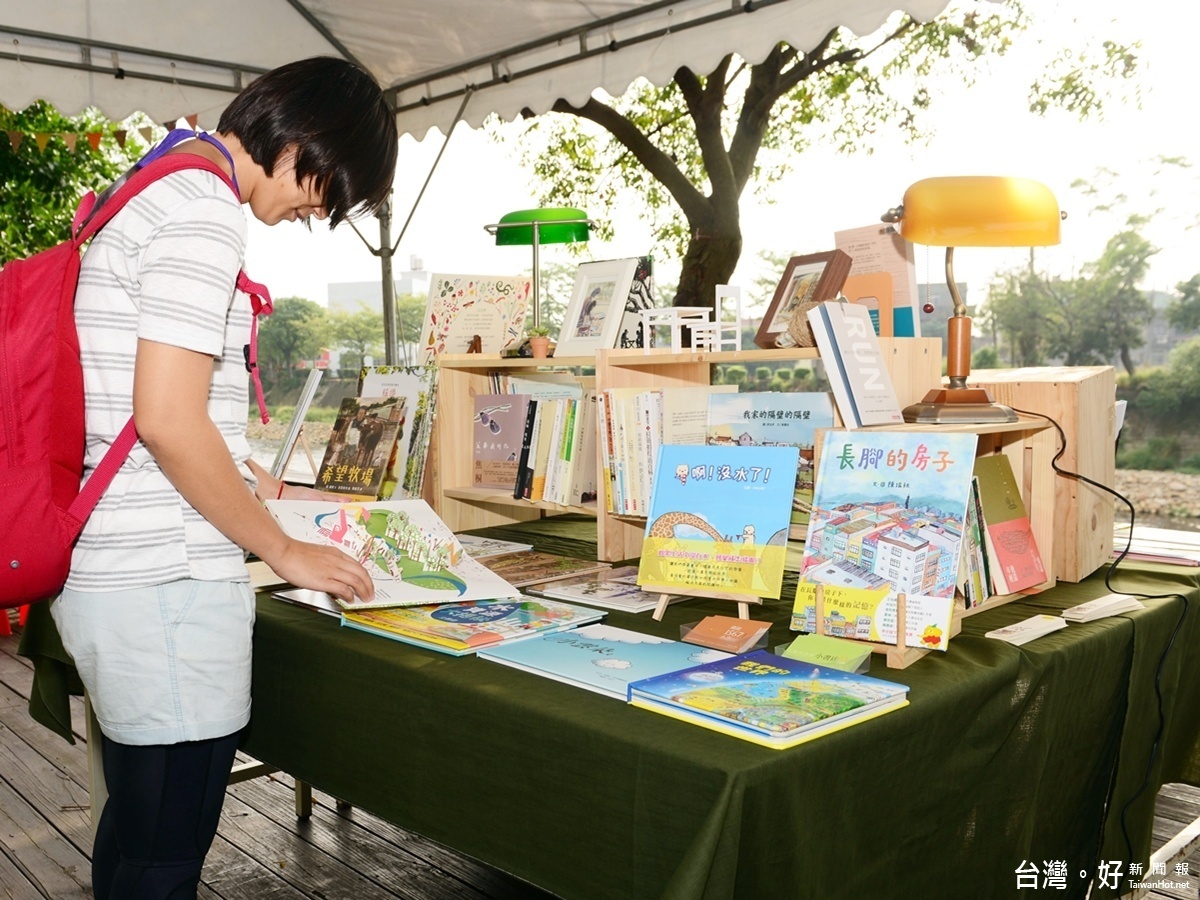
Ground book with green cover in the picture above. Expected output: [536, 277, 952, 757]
[341, 597, 604, 656]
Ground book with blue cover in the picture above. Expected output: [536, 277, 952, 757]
[627, 649, 909, 749]
[478, 623, 733, 699]
[638, 444, 799, 599]
[705, 391, 835, 536]
[341, 596, 604, 656]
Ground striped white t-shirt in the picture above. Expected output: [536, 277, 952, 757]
[66, 168, 255, 591]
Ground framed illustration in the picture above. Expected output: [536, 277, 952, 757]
[555, 257, 641, 357]
[418, 274, 532, 362]
[754, 250, 852, 349]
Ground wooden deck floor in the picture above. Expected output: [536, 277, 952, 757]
[0, 627, 1195, 900]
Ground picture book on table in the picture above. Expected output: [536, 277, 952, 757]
[972, 455, 1047, 594]
[453, 534, 534, 558]
[637, 444, 799, 599]
[627, 649, 909, 749]
[478, 623, 733, 699]
[472, 393, 530, 490]
[524, 567, 682, 614]
[265, 499, 520, 610]
[792, 430, 979, 651]
[316, 396, 406, 500]
[705, 391, 835, 536]
[358, 365, 439, 500]
[341, 597, 604, 656]
[475, 550, 612, 587]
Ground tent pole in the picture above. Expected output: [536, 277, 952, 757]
[379, 197, 397, 365]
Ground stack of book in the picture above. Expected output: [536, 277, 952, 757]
[523, 566, 680, 614]
[475, 550, 612, 587]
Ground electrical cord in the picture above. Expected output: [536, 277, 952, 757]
[1008, 404, 1191, 874]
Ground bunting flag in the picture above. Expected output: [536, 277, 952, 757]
[0, 114, 194, 155]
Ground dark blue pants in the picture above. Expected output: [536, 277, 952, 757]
[92, 731, 240, 900]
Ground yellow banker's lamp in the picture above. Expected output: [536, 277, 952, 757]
[882, 176, 1062, 424]
[485, 207, 593, 332]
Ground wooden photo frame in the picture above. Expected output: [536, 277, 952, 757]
[754, 250, 852, 349]
[554, 257, 641, 357]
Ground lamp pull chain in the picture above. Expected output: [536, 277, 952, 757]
[922, 245, 935, 314]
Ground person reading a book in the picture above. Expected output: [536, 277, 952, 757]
[49, 57, 395, 900]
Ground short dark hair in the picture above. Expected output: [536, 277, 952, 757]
[218, 57, 398, 227]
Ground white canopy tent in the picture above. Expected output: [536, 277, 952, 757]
[1, 0, 954, 358]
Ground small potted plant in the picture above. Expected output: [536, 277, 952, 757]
[526, 324, 552, 358]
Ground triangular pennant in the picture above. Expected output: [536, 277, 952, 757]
[6, 131, 22, 152]
[185, 114, 199, 129]
[63, 133, 78, 151]
[114, 130, 127, 148]
[86, 132, 102, 152]
[34, 133, 51, 152]
[139, 126, 153, 143]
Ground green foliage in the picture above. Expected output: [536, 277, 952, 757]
[722, 365, 748, 385]
[328, 302, 386, 374]
[754, 366, 772, 385]
[267, 404, 341, 425]
[0, 102, 149, 263]
[1116, 436, 1180, 471]
[258, 297, 328, 381]
[972, 346, 1001, 369]
[1167, 275, 1200, 333]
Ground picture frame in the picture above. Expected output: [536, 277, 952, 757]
[754, 250, 852, 349]
[555, 257, 641, 357]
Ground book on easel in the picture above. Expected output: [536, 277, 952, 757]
[315, 396, 405, 500]
[358, 365, 438, 500]
[637, 444, 798, 609]
[269, 368, 324, 482]
[793, 429, 979, 652]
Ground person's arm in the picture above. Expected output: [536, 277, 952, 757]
[133, 338, 374, 603]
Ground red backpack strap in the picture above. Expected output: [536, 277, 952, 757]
[63, 418, 139, 537]
[73, 154, 238, 246]
[237, 271, 273, 424]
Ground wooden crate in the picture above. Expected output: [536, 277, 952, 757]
[969, 366, 1116, 582]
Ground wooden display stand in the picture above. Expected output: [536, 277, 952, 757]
[969, 366, 1115, 582]
[432, 341, 942, 550]
[651, 586, 761, 621]
[809, 584, 946, 670]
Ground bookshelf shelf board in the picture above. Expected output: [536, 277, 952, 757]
[442, 486, 598, 518]
[857, 413, 1051, 437]
[602, 347, 821, 367]
[438, 353, 597, 370]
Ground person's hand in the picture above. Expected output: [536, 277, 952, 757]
[267, 538, 375, 605]
[245, 458, 346, 503]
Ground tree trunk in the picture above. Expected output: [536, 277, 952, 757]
[672, 219, 743, 314]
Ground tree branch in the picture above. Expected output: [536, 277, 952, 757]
[550, 95, 709, 223]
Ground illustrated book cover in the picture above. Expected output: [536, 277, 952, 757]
[806, 300, 903, 427]
[627, 649, 909, 749]
[341, 597, 604, 656]
[472, 393, 530, 490]
[973, 454, 1047, 594]
[475, 550, 612, 587]
[792, 430, 980, 651]
[358, 365, 438, 500]
[418, 274, 532, 361]
[705, 391, 834, 535]
[478, 623, 732, 699]
[265, 499, 520, 610]
[637, 444, 798, 599]
[315, 396, 405, 500]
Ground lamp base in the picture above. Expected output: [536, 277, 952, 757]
[902, 387, 1019, 425]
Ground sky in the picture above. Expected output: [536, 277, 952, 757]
[240, 0, 1200, 318]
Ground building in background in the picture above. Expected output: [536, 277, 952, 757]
[327, 255, 431, 369]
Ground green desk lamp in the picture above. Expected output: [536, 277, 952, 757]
[485, 207, 592, 331]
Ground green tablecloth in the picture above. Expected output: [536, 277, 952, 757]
[21, 516, 1200, 899]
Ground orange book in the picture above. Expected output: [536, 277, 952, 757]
[682, 615, 772, 653]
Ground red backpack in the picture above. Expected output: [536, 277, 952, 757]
[0, 152, 272, 608]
